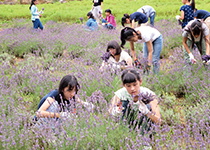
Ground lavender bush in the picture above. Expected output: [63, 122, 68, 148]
[0, 19, 210, 149]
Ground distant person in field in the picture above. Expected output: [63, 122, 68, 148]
[120, 27, 163, 75]
[137, 5, 156, 26]
[108, 69, 161, 135]
[33, 75, 94, 129]
[29, 0, 44, 30]
[101, 9, 117, 30]
[175, 0, 195, 29]
[121, 12, 148, 29]
[100, 41, 132, 71]
[91, 0, 103, 24]
[84, 12, 98, 31]
[194, 9, 210, 39]
[182, 19, 210, 64]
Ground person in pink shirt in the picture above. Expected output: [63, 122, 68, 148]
[101, 9, 117, 29]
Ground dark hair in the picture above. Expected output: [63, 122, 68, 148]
[29, 0, 36, 10]
[87, 12, 94, 19]
[105, 9, 112, 14]
[121, 69, 141, 85]
[120, 27, 140, 48]
[107, 40, 122, 55]
[185, 19, 204, 54]
[121, 14, 130, 27]
[55, 75, 80, 111]
[190, 0, 195, 10]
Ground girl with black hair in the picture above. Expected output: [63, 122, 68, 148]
[109, 69, 161, 133]
[182, 19, 210, 64]
[121, 12, 148, 28]
[29, 0, 43, 30]
[34, 75, 94, 127]
[100, 41, 132, 71]
[84, 12, 98, 31]
[175, 0, 195, 29]
[120, 26, 163, 74]
[101, 9, 117, 29]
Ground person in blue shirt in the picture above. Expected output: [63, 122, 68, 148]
[29, 0, 43, 30]
[175, 0, 195, 29]
[121, 12, 148, 28]
[84, 12, 98, 31]
[194, 10, 210, 37]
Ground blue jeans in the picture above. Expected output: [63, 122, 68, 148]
[33, 19, 43, 30]
[143, 34, 163, 74]
[149, 12, 155, 26]
[101, 19, 114, 29]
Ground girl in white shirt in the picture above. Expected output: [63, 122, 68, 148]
[120, 27, 163, 74]
[100, 40, 133, 71]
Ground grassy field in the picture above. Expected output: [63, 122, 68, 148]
[0, 0, 210, 25]
[1, 0, 210, 149]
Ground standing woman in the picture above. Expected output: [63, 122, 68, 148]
[29, 0, 43, 30]
[92, 0, 103, 24]
[176, 0, 195, 29]
[121, 12, 148, 29]
[137, 5, 156, 26]
[182, 19, 209, 64]
[120, 27, 163, 74]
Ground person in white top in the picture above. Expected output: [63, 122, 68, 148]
[182, 19, 210, 65]
[120, 27, 163, 74]
[108, 69, 161, 134]
[100, 40, 133, 71]
[137, 5, 156, 26]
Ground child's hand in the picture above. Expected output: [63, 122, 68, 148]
[39, 14, 42, 17]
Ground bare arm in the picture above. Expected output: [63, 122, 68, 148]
[101, 2, 103, 10]
[205, 35, 210, 55]
[146, 40, 153, 66]
[131, 19, 135, 28]
[130, 41, 137, 60]
[180, 10, 184, 20]
[183, 37, 191, 54]
[146, 99, 161, 125]
[36, 97, 60, 118]
[126, 58, 133, 67]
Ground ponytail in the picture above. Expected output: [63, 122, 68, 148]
[190, 0, 195, 10]
[29, 0, 36, 10]
[120, 27, 140, 48]
[121, 14, 130, 27]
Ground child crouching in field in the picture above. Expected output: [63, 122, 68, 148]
[33, 75, 94, 132]
[84, 12, 98, 31]
[108, 69, 161, 147]
[182, 19, 210, 65]
[100, 41, 133, 72]
[101, 9, 117, 30]
[29, 0, 43, 30]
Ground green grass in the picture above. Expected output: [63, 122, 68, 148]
[0, 0, 210, 25]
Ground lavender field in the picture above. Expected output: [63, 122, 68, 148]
[0, 19, 210, 149]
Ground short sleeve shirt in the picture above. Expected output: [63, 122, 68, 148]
[180, 5, 194, 28]
[135, 26, 161, 43]
[115, 87, 156, 111]
[182, 19, 209, 42]
[194, 10, 210, 21]
[93, 0, 103, 6]
[130, 12, 148, 24]
[107, 50, 131, 64]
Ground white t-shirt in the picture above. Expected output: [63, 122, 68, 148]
[135, 26, 161, 43]
[182, 19, 209, 42]
[137, 5, 155, 17]
[114, 87, 156, 111]
[107, 50, 131, 64]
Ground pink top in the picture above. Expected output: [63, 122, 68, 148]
[105, 14, 117, 27]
